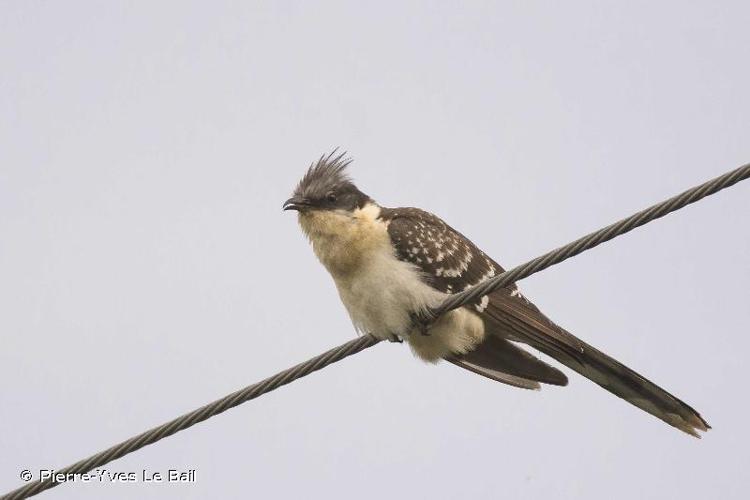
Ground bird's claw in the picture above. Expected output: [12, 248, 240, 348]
[388, 334, 403, 343]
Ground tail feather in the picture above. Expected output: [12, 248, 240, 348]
[483, 292, 710, 437]
[567, 341, 709, 436]
[448, 357, 541, 390]
[451, 334, 568, 387]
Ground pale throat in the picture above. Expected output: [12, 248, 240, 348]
[297, 202, 389, 277]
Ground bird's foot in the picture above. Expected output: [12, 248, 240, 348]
[388, 334, 403, 343]
[409, 311, 433, 336]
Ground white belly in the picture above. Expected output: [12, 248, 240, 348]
[333, 249, 442, 338]
[332, 244, 486, 362]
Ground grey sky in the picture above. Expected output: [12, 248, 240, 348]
[1, 1, 749, 499]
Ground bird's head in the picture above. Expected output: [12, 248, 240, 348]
[283, 150, 370, 215]
[285, 151, 381, 272]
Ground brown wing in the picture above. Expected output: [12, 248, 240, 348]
[382, 207, 514, 299]
[382, 207, 584, 360]
[381, 207, 568, 386]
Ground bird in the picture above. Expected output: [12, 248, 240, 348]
[283, 150, 710, 437]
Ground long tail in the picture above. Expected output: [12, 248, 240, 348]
[483, 291, 710, 437]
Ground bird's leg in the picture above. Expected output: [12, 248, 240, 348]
[409, 311, 432, 336]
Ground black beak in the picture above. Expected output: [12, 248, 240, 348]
[283, 196, 309, 212]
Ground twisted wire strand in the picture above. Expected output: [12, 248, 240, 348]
[3, 162, 748, 500]
[2, 336, 381, 500]
[429, 162, 750, 318]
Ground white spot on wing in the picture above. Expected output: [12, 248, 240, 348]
[442, 249, 474, 278]
[476, 267, 496, 283]
[475, 295, 489, 313]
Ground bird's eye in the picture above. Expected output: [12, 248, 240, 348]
[326, 192, 337, 203]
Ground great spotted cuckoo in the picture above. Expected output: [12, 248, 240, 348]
[283, 151, 709, 437]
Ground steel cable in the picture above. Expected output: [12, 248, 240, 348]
[429, 162, 750, 318]
[3, 162, 748, 499]
[2, 336, 380, 499]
